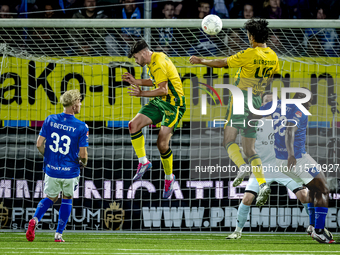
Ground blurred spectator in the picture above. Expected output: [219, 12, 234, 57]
[212, 0, 229, 18]
[267, 34, 284, 54]
[1, 5, 13, 18]
[224, 29, 245, 55]
[154, 1, 178, 56]
[17, 0, 39, 18]
[262, 0, 288, 19]
[72, 0, 107, 18]
[117, 0, 142, 37]
[198, 0, 211, 19]
[187, 1, 222, 56]
[71, 0, 108, 55]
[113, 0, 142, 56]
[43, 4, 55, 18]
[59, 0, 78, 18]
[0, 4, 15, 47]
[285, 0, 310, 19]
[174, 0, 183, 17]
[241, 3, 254, 19]
[303, 6, 339, 57]
[162, 1, 175, 19]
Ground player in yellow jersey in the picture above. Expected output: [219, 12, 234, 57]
[190, 18, 279, 206]
[123, 40, 186, 199]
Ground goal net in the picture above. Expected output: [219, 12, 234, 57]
[0, 19, 339, 232]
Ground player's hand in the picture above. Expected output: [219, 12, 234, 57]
[287, 155, 296, 171]
[189, 56, 202, 65]
[79, 160, 86, 170]
[122, 72, 136, 85]
[128, 84, 142, 97]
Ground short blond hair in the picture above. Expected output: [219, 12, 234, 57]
[60, 89, 81, 107]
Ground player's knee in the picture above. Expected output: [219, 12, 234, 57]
[157, 143, 168, 154]
[242, 193, 255, 205]
[315, 181, 329, 195]
[47, 196, 58, 203]
[128, 120, 138, 133]
[295, 189, 308, 204]
[156, 139, 168, 154]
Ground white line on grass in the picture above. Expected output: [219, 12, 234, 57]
[1, 248, 339, 253]
[0, 252, 327, 255]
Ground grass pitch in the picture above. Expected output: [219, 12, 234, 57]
[0, 232, 339, 254]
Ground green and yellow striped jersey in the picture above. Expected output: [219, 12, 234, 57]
[227, 47, 280, 95]
[147, 52, 185, 106]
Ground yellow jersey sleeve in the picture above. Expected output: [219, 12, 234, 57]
[226, 49, 252, 68]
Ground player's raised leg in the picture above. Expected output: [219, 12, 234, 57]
[242, 137, 270, 206]
[129, 113, 153, 181]
[223, 126, 251, 184]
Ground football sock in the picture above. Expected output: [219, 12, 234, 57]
[315, 207, 328, 232]
[302, 203, 309, 216]
[161, 148, 173, 176]
[130, 130, 147, 163]
[307, 203, 315, 226]
[165, 174, 173, 180]
[236, 202, 250, 231]
[56, 199, 72, 234]
[226, 142, 247, 168]
[139, 156, 148, 164]
[34, 197, 54, 222]
[249, 154, 266, 186]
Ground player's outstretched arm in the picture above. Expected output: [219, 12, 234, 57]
[285, 122, 298, 169]
[79, 147, 88, 167]
[36, 135, 46, 156]
[189, 56, 228, 68]
[122, 72, 153, 87]
[128, 81, 168, 98]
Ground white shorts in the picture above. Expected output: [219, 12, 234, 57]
[44, 174, 79, 198]
[275, 153, 320, 186]
[245, 170, 303, 195]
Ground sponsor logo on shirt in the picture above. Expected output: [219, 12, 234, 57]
[295, 111, 302, 118]
[50, 122, 76, 132]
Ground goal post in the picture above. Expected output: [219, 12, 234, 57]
[0, 19, 339, 232]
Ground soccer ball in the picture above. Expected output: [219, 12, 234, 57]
[201, 14, 223, 35]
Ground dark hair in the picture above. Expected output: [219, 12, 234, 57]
[316, 6, 329, 18]
[198, 0, 211, 7]
[128, 40, 149, 58]
[244, 18, 269, 43]
[262, 91, 272, 101]
[163, 1, 175, 9]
